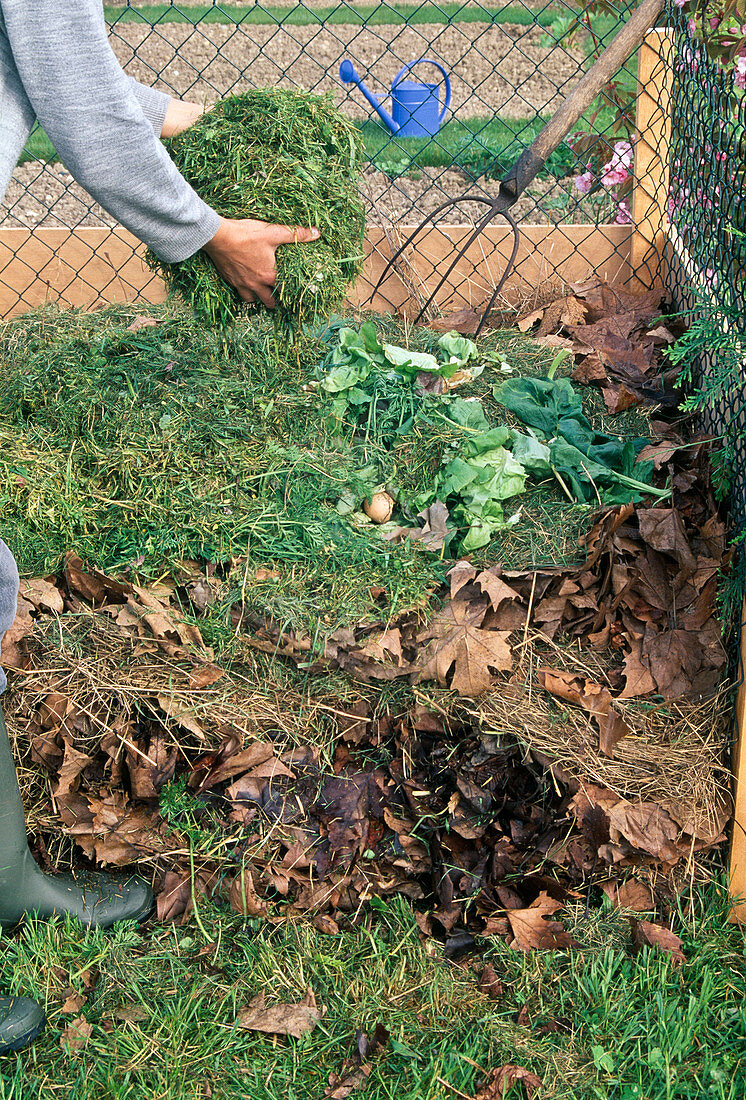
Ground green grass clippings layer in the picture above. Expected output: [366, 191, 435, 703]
[0, 302, 647, 643]
[103, 3, 559, 29]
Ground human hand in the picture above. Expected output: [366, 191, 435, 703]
[202, 218, 320, 308]
[161, 99, 205, 138]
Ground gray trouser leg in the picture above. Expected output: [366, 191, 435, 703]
[0, 541, 20, 695]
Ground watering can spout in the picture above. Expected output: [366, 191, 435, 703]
[338, 60, 399, 134]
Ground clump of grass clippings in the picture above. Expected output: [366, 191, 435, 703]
[148, 89, 366, 331]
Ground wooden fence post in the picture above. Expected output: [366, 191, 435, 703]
[729, 599, 746, 921]
[630, 27, 674, 289]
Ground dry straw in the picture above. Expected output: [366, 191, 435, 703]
[149, 89, 366, 330]
[468, 635, 732, 846]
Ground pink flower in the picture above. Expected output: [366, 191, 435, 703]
[673, 0, 686, 7]
[575, 170, 594, 196]
[612, 140, 633, 169]
[709, 17, 721, 30]
[735, 55, 746, 90]
[601, 166, 629, 187]
[615, 201, 632, 225]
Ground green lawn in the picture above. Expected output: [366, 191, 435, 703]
[1, 884, 743, 1098]
[103, 2, 558, 28]
[361, 114, 580, 177]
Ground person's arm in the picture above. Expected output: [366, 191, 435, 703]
[1, 0, 218, 263]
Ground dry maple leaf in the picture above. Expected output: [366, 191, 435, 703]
[476, 569, 520, 611]
[416, 601, 512, 696]
[629, 918, 686, 966]
[237, 988, 323, 1038]
[448, 560, 477, 598]
[506, 891, 576, 952]
[607, 801, 684, 863]
[476, 1064, 543, 1099]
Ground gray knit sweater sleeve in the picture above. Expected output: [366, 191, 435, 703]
[0, 0, 219, 262]
[127, 77, 172, 137]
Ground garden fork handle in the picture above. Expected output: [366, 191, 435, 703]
[500, 0, 664, 202]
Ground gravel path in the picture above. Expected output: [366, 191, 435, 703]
[1, 20, 589, 230]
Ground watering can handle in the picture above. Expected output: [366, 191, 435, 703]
[391, 59, 451, 124]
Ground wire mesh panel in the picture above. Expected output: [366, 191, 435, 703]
[0, 0, 664, 318]
[662, 3, 746, 532]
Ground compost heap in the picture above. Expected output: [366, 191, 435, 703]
[149, 89, 365, 329]
[0, 284, 733, 948]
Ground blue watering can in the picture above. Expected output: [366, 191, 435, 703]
[339, 58, 451, 138]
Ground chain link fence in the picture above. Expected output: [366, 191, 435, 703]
[0, 0, 665, 316]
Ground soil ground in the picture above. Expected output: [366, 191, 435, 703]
[106, 20, 584, 120]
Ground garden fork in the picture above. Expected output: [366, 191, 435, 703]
[371, 0, 664, 335]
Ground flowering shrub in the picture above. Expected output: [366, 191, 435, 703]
[566, 1, 746, 223]
[675, 0, 746, 82]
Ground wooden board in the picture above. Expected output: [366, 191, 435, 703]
[730, 598, 746, 921]
[630, 27, 674, 289]
[0, 223, 634, 319]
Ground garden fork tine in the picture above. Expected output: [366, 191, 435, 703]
[371, 0, 664, 332]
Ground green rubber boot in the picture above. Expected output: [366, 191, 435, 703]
[0, 709, 154, 929]
[0, 996, 45, 1055]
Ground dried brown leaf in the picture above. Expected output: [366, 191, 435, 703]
[237, 989, 323, 1038]
[475, 1064, 543, 1099]
[507, 891, 576, 952]
[19, 577, 64, 614]
[478, 963, 503, 1000]
[60, 1016, 92, 1055]
[126, 314, 158, 333]
[539, 668, 631, 757]
[416, 601, 512, 697]
[61, 991, 87, 1015]
[188, 664, 225, 689]
[601, 880, 655, 911]
[64, 552, 130, 606]
[630, 918, 685, 965]
[229, 867, 268, 918]
[428, 309, 480, 334]
[1, 594, 34, 669]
